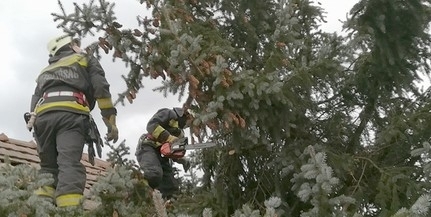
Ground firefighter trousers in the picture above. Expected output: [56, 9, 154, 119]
[33, 111, 87, 205]
[135, 139, 179, 199]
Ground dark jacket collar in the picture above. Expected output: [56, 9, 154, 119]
[48, 50, 75, 64]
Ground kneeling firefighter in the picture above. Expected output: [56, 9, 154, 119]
[26, 35, 119, 207]
[135, 107, 192, 199]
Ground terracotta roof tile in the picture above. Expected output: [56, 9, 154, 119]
[0, 133, 111, 193]
[0, 133, 9, 142]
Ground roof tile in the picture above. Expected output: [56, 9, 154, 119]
[0, 133, 111, 192]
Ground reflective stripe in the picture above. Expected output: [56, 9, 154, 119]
[169, 120, 179, 128]
[34, 186, 55, 198]
[56, 194, 83, 207]
[41, 54, 88, 74]
[35, 101, 90, 114]
[44, 91, 87, 105]
[152, 125, 166, 139]
[96, 98, 114, 109]
[45, 91, 74, 97]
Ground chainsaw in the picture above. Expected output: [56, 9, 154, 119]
[171, 137, 216, 151]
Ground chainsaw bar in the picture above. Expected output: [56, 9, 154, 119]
[183, 142, 217, 150]
[171, 141, 217, 151]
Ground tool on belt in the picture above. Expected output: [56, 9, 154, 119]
[24, 98, 45, 132]
[86, 115, 104, 165]
[24, 112, 36, 132]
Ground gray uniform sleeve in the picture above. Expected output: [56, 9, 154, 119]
[86, 55, 112, 99]
[86, 55, 116, 117]
[147, 109, 178, 143]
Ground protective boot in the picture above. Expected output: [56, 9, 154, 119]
[34, 186, 55, 203]
[56, 194, 83, 207]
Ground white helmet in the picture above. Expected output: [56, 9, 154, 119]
[47, 35, 72, 56]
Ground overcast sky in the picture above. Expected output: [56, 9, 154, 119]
[0, 0, 359, 161]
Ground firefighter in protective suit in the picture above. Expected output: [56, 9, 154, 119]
[28, 35, 119, 207]
[135, 107, 192, 199]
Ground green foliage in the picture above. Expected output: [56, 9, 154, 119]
[392, 194, 431, 217]
[0, 160, 87, 216]
[44, 0, 431, 216]
[0, 142, 157, 217]
[0, 162, 57, 217]
[291, 146, 356, 217]
[230, 197, 282, 217]
[87, 139, 157, 216]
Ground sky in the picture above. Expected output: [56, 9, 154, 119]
[0, 0, 359, 162]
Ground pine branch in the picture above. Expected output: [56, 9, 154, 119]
[152, 190, 168, 217]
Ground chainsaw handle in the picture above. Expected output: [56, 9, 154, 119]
[171, 137, 188, 152]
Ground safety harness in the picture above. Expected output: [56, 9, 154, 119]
[43, 91, 88, 107]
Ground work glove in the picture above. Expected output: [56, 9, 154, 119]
[97, 98, 118, 142]
[166, 135, 179, 143]
[88, 144, 96, 166]
[102, 115, 119, 143]
[160, 137, 186, 159]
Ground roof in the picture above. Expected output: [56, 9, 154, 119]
[0, 133, 111, 194]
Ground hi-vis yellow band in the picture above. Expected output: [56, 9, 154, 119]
[97, 98, 114, 109]
[152, 125, 165, 139]
[35, 101, 90, 114]
[56, 194, 83, 207]
[151, 121, 179, 142]
[169, 120, 178, 128]
[41, 54, 87, 74]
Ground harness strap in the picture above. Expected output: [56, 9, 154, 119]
[145, 134, 156, 141]
[43, 91, 88, 106]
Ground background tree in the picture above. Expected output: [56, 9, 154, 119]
[49, 0, 431, 216]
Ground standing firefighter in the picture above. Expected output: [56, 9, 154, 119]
[27, 35, 119, 207]
[135, 107, 192, 199]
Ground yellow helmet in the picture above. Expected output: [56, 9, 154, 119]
[47, 35, 72, 56]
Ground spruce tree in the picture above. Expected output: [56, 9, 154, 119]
[40, 0, 431, 216]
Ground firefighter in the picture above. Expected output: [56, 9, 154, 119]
[28, 35, 119, 207]
[135, 107, 192, 199]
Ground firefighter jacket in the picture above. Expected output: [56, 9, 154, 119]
[30, 50, 116, 118]
[146, 108, 186, 147]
